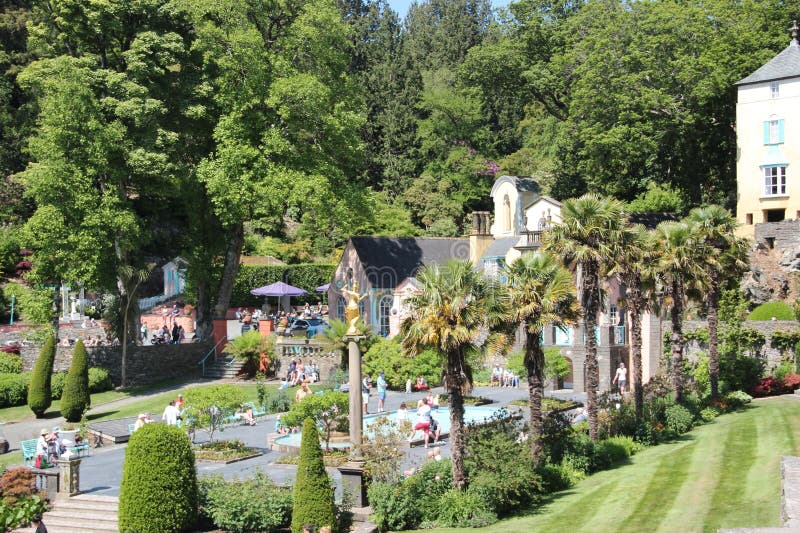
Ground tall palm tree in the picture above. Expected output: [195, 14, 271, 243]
[400, 259, 507, 489]
[687, 205, 747, 399]
[506, 253, 578, 465]
[544, 194, 627, 441]
[654, 220, 707, 403]
[610, 224, 658, 421]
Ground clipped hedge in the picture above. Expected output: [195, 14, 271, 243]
[291, 418, 336, 533]
[0, 373, 30, 407]
[61, 340, 90, 422]
[27, 335, 55, 417]
[0, 353, 22, 374]
[748, 301, 795, 321]
[198, 473, 292, 533]
[119, 424, 198, 533]
[231, 264, 335, 308]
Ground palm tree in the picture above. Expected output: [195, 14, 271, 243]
[319, 318, 374, 369]
[544, 194, 627, 441]
[654, 220, 706, 403]
[610, 224, 658, 421]
[400, 259, 507, 490]
[687, 205, 747, 399]
[506, 253, 578, 465]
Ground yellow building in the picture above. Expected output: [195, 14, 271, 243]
[736, 25, 800, 238]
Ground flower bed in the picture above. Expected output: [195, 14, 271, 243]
[508, 397, 579, 412]
[438, 394, 492, 406]
[273, 450, 348, 467]
[194, 439, 262, 463]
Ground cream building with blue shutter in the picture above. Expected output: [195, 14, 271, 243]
[736, 24, 800, 238]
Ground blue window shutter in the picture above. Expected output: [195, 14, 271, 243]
[764, 121, 770, 144]
[779, 119, 785, 143]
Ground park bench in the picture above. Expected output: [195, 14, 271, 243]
[69, 442, 91, 457]
[128, 423, 136, 435]
[242, 402, 267, 419]
[21, 439, 38, 467]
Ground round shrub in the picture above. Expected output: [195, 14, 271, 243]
[724, 390, 753, 410]
[748, 301, 795, 321]
[291, 418, 336, 533]
[198, 473, 292, 533]
[362, 337, 441, 389]
[50, 371, 67, 400]
[700, 407, 720, 422]
[0, 353, 22, 374]
[591, 438, 634, 471]
[27, 335, 55, 417]
[61, 340, 90, 422]
[0, 373, 30, 407]
[435, 489, 497, 528]
[119, 424, 198, 533]
[88, 367, 113, 392]
[664, 404, 695, 435]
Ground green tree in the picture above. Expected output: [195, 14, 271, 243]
[183, 384, 245, 442]
[544, 194, 627, 440]
[401, 259, 506, 489]
[60, 339, 90, 422]
[291, 418, 336, 533]
[687, 205, 747, 399]
[119, 424, 198, 533]
[282, 392, 348, 451]
[27, 333, 54, 417]
[505, 252, 578, 465]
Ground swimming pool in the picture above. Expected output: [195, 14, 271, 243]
[273, 405, 508, 449]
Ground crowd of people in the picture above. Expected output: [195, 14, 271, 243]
[35, 426, 83, 467]
[59, 334, 116, 348]
[142, 322, 186, 345]
[282, 359, 320, 387]
[490, 364, 520, 387]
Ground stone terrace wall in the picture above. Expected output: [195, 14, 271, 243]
[88, 343, 211, 387]
[754, 220, 800, 252]
[663, 319, 800, 372]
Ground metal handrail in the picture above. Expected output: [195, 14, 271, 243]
[199, 336, 227, 377]
[225, 356, 238, 367]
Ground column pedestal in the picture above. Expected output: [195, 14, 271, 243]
[57, 456, 81, 496]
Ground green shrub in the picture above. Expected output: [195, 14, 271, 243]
[232, 264, 335, 308]
[88, 367, 113, 392]
[436, 489, 497, 528]
[700, 406, 721, 422]
[183, 384, 246, 442]
[0, 354, 22, 374]
[0, 373, 30, 407]
[265, 389, 291, 414]
[592, 438, 634, 471]
[664, 404, 695, 435]
[282, 392, 348, 451]
[61, 340, 91, 422]
[538, 461, 583, 493]
[467, 468, 540, 518]
[198, 472, 292, 533]
[119, 424, 197, 533]
[27, 335, 55, 417]
[748, 301, 795, 321]
[1, 283, 53, 324]
[362, 337, 441, 389]
[50, 371, 67, 400]
[725, 390, 753, 410]
[291, 418, 336, 533]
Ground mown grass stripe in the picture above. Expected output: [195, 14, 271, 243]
[529, 480, 622, 532]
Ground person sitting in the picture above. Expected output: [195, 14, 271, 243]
[235, 405, 256, 426]
[35, 429, 49, 466]
[427, 414, 441, 447]
[571, 406, 589, 424]
[274, 415, 289, 435]
[414, 375, 428, 391]
[491, 365, 502, 386]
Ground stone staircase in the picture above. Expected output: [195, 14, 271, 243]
[35, 494, 118, 533]
[202, 356, 246, 379]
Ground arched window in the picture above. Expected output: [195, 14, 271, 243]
[336, 297, 345, 320]
[378, 295, 392, 337]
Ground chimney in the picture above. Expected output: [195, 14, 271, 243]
[469, 211, 493, 264]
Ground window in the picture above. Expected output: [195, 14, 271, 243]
[746, 213, 753, 225]
[609, 305, 618, 325]
[378, 295, 392, 337]
[764, 166, 787, 196]
[764, 117, 785, 144]
[771, 82, 780, 98]
[336, 297, 345, 320]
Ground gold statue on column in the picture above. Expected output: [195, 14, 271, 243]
[342, 281, 367, 335]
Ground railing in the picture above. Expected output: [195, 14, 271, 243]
[198, 336, 228, 377]
[276, 338, 336, 359]
[138, 294, 171, 312]
[31, 468, 59, 500]
[516, 230, 544, 249]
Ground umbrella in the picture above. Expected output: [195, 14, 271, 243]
[315, 283, 330, 292]
[250, 281, 308, 296]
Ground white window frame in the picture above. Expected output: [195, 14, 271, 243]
[769, 120, 781, 144]
[609, 305, 618, 324]
[764, 166, 787, 196]
[771, 82, 780, 98]
[378, 295, 392, 337]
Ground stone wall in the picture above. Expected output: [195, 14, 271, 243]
[663, 319, 800, 372]
[88, 343, 211, 387]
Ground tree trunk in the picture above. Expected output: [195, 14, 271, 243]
[524, 329, 545, 466]
[194, 276, 213, 342]
[628, 290, 644, 422]
[446, 350, 467, 490]
[707, 277, 720, 399]
[670, 279, 684, 403]
[213, 224, 245, 320]
[583, 262, 600, 441]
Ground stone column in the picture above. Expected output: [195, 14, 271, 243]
[57, 456, 81, 496]
[339, 335, 368, 507]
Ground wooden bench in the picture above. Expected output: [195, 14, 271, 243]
[21, 439, 38, 467]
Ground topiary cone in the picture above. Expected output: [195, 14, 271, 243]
[292, 418, 337, 533]
[61, 339, 90, 422]
[27, 335, 55, 417]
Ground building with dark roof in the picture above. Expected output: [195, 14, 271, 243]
[736, 23, 800, 237]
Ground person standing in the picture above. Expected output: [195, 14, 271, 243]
[162, 401, 180, 426]
[376, 371, 388, 413]
[362, 374, 371, 415]
[613, 362, 628, 394]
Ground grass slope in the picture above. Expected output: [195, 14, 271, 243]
[429, 397, 800, 533]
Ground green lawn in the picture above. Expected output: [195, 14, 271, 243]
[431, 396, 800, 533]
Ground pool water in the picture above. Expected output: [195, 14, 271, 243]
[273, 405, 507, 448]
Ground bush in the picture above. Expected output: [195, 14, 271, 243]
[436, 489, 497, 528]
[538, 461, 583, 493]
[1, 283, 53, 324]
[362, 337, 441, 389]
[198, 472, 292, 533]
[0, 467, 47, 530]
[183, 384, 246, 441]
[748, 301, 795, 321]
[265, 389, 291, 414]
[664, 404, 695, 435]
[291, 418, 336, 533]
[784, 372, 800, 391]
[50, 371, 67, 399]
[119, 424, 198, 533]
[0, 373, 30, 407]
[725, 390, 753, 410]
[282, 392, 348, 451]
[700, 407, 721, 422]
[88, 367, 113, 392]
[591, 437, 635, 471]
[0, 354, 22, 374]
[27, 335, 55, 417]
[61, 340, 91, 422]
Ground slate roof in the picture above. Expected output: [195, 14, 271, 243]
[524, 195, 563, 211]
[349, 236, 469, 289]
[628, 212, 678, 229]
[516, 177, 541, 193]
[736, 41, 800, 86]
[481, 237, 519, 259]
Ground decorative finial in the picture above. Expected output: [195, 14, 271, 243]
[791, 20, 799, 44]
